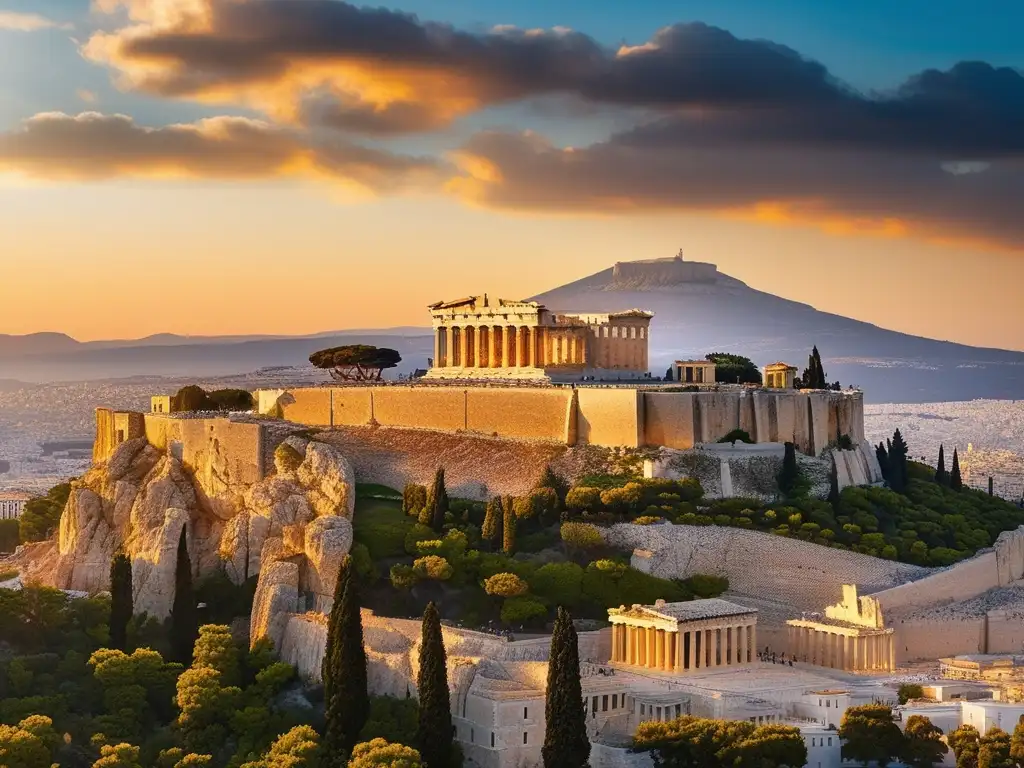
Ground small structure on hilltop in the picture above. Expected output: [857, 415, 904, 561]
[764, 362, 799, 389]
[786, 585, 896, 673]
[670, 359, 717, 385]
[608, 598, 758, 673]
[423, 294, 653, 382]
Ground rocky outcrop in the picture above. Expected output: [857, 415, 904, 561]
[54, 433, 355, 620]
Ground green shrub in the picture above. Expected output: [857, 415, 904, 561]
[390, 564, 418, 590]
[529, 562, 584, 609]
[897, 683, 924, 704]
[560, 522, 604, 551]
[500, 597, 547, 626]
[352, 504, 413, 559]
[415, 539, 444, 556]
[484, 573, 529, 598]
[600, 483, 644, 515]
[350, 543, 378, 584]
[633, 516, 662, 525]
[565, 487, 603, 514]
[717, 429, 754, 444]
[681, 574, 729, 599]
[205, 389, 254, 411]
[581, 561, 685, 609]
[404, 523, 438, 556]
[413, 556, 453, 581]
[402, 484, 428, 517]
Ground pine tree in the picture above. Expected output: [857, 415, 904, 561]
[428, 468, 449, 533]
[481, 497, 503, 545]
[828, 457, 841, 510]
[502, 497, 517, 554]
[109, 550, 133, 652]
[664, 366, 674, 381]
[170, 527, 198, 665]
[777, 442, 799, 497]
[416, 602, 453, 768]
[951, 448, 963, 491]
[936, 444, 948, 486]
[323, 555, 369, 763]
[542, 607, 589, 768]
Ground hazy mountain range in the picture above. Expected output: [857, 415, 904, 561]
[2, 259, 1021, 403]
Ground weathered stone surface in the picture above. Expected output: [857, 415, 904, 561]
[297, 442, 355, 519]
[250, 560, 300, 651]
[303, 516, 354, 604]
[53, 433, 355, 620]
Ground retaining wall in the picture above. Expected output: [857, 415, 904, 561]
[258, 386, 868, 455]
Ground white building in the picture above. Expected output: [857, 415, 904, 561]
[0, 491, 30, 520]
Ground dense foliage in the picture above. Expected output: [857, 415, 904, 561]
[632, 715, 806, 768]
[704, 353, 762, 385]
[839, 704, 950, 768]
[542, 608, 589, 768]
[171, 386, 254, 413]
[416, 603, 453, 768]
[19, 482, 72, 543]
[308, 346, 402, 382]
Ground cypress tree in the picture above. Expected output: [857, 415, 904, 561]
[777, 441, 799, 497]
[481, 496, 503, 545]
[416, 602, 453, 768]
[323, 555, 369, 762]
[542, 607, 589, 768]
[169, 527, 198, 665]
[876, 442, 890, 482]
[951, 448, 963, 491]
[890, 429, 909, 492]
[812, 346, 826, 389]
[502, 497, 517, 554]
[428, 468, 449, 532]
[828, 457, 841, 510]
[936, 444, 948, 486]
[109, 550, 133, 652]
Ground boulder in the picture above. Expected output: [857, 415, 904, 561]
[303, 515, 354, 605]
[298, 442, 355, 519]
[132, 507, 190, 618]
[251, 560, 300, 651]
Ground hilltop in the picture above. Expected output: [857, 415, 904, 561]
[2, 256, 1022, 401]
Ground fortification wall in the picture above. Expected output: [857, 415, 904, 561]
[94, 409, 146, 462]
[576, 388, 644, 447]
[609, 522, 930, 612]
[987, 608, 1024, 653]
[259, 386, 868, 457]
[873, 527, 1024, 616]
[892, 617, 987, 662]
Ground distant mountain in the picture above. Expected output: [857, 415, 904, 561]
[531, 257, 1024, 402]
[2, 257, 1022, 402]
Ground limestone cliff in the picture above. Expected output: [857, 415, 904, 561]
[54, 434, 354, 620]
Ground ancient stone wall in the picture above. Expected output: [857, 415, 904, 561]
[609, 523, 930, 612]
[259, 386, 868, 457]
[576, 388, 644, 447]
[94, 408, 146, 462]
[892, 617, 988, 662]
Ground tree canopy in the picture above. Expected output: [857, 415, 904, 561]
[704, 353, 762, 385]
[309, 346, 402, 382]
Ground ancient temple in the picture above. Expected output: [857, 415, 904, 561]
[785, 586, 896, 673]
[608, 599, 759, 673]
[423, 295, 653, 382]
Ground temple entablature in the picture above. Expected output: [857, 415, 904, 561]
[825, 585, 885, 629]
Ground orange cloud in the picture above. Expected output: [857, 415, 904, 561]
[0, 112, 443, 194]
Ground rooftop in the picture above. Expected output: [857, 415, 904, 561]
[611, 598, 758, 624]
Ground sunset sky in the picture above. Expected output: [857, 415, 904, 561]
[1, 0, 1021, 349]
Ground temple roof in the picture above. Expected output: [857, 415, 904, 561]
[610, 598, 758, 624]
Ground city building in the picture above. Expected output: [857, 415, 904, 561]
[0, 490, 31, 520]
[423, 295, 653, 382]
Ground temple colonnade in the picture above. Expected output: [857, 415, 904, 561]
[786, 623, 895, 673]
[432, 325, 588, 370]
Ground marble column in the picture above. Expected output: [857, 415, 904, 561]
[738, 624, 747, 665]
[488, 327, 499, 368]
[888, 635, 896, 672]
[710, 629, 719, 667]
[503, 326, 514, 367]
[655, 630, 664, 670]
[476, 326, 487, 368]
[675, 631, 683, 672]
[688, 631, 697, 671]
[458, 327, 469, 368]
[649, 628, 658, 669]
[433, 330, 441, 368]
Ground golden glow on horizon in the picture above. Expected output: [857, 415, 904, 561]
[0, 187, 1021, 351]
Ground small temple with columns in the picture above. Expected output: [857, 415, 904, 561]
[423, 295, 653, 382]
[608, 599, 759, 673]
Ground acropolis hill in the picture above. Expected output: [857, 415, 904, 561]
[14, 265, 1024, 768]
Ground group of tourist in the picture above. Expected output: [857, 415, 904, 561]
[759, 646, 795, 666]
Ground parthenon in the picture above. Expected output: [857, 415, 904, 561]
[608, 599, 758, 673]
[423, 295, 653, 381]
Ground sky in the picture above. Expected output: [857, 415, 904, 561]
[0, 0, 1022, 349]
